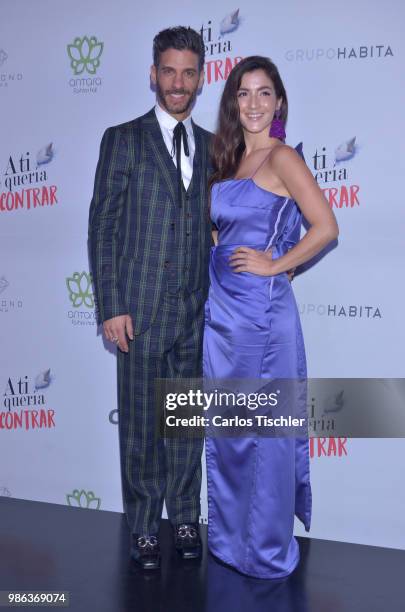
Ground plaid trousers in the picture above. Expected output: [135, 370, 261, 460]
[117, 288, 205, 535]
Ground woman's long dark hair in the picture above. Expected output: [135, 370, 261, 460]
[209, 56, 288, 187]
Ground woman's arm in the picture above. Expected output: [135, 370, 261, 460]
[229, 146, 339, 276]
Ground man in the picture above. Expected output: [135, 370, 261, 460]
[88, 27, 212, 570]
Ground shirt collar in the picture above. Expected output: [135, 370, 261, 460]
[154, 102, 193, 135]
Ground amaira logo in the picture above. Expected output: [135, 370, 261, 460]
[67, 36, 103, 75]
[66, 271, 97, 326]
[66, 272, 94, 308]
[67, 35, 104, 94]
[200, 11, 243, 85]
[66, 489, 101, 509]
[0, 145, 57, 213]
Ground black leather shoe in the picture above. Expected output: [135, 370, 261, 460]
[174, 523, 202, 560]
[131, 534, 161, 570]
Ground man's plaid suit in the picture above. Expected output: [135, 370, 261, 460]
[88, 108, 212, 534]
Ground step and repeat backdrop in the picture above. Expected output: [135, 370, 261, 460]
[1, 0, 404, 549]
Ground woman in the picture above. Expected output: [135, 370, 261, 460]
[204, 56, 338, 579]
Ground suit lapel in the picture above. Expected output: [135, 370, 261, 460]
[141, 108, 208, 204]
[142, 109, 178, 204]
[187, 120, 205, 197]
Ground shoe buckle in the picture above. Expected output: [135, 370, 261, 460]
[137, 535, 158, 548]
[177, 524, 197, 539]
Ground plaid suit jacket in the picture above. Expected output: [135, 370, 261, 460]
[88, 108, 213, 333]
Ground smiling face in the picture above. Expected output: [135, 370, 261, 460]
[237, 69, 282, 136]
[151, 48, 204, 120]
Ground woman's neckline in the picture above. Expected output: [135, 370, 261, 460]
[219, 177, 291, 200]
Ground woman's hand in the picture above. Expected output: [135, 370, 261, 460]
[287, 268, 296, 282]
[229, 246, 276, 276]
[239, 146, 339, 277]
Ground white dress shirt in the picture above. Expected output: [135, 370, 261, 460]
[154, 102, 195, 190]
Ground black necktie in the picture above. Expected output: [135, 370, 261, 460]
[172, 122, 190, 207]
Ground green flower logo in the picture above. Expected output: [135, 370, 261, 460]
[66, 489, 101, 509]
[66, 272, 94, 308]
[67, 36, 104, 75]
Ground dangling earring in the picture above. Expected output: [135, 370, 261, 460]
[269, 108, 286, 141]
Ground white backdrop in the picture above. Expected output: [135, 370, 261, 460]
[1, 0, 405, 550]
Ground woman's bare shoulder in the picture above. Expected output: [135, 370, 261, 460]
[268, 143, 302, 164]
[265, 143, 307, 179]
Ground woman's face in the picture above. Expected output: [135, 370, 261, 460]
[236, 69, 281, 135]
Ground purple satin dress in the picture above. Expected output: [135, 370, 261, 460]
[204, 145, 312, 579]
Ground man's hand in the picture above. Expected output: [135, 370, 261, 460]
[103, 314, 134, 353]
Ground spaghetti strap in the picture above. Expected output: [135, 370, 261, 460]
[250, 148, 274, 179]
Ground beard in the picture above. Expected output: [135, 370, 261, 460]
[155, 79, 198, 116]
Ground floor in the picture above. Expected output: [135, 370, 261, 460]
[0, 497, 404, 612]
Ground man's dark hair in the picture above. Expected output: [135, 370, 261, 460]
[153, 26, 205, 72]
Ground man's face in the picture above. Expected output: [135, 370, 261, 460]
[151, 48, 204, 119]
